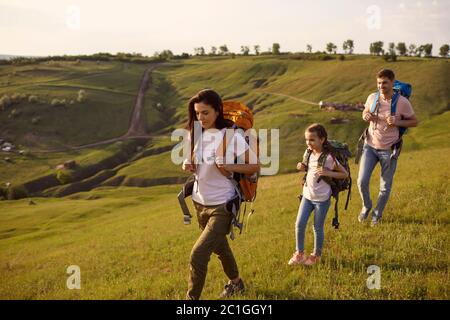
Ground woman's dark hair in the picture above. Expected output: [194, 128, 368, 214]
[305, 123, 332, 153]
[186, 89, 232, 131]
[186, 89, 233, 162]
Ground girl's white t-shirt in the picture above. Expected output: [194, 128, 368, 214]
[187, 128, 249, 206]
[302, 150, 338, 202]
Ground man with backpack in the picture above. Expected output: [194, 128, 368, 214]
[356, 69, 418, 226]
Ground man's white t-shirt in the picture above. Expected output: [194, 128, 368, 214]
[187, 128, 249, 206]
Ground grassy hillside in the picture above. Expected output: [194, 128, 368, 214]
[1, 55, 449, 202]
[0, 54, 449, 299]
[0, 61, 151, 148]
[0, 144, 448, 299]
[158, 55, 449, 173]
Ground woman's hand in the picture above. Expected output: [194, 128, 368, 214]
[216, 163, 233, 177]
[182, 163, 196, 173]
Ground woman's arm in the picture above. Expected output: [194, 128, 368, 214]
[182, 158, 196, 173]
[216, 148, 260, 175]
[218, 163, 260, 175]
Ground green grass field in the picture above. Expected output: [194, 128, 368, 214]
[0, 145, 448, 299]
[0, 55, 449, 299]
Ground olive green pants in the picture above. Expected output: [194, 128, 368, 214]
[186, 201, 239, 300]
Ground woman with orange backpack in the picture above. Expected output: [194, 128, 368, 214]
[182, 89, 260, 300]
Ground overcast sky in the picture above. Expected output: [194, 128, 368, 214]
[1, 0, 449, 56]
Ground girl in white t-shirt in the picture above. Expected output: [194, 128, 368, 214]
[288, 124, 348, 266]
[182, 89, 259, 300]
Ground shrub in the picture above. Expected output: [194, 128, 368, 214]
[11, 93, 22, 102]
[31, 116, 41, 124]
[28, 95, 38, 103]
[7, 185, 28, 200]
[0, 95, 12, 110]
[51, 98, 66, 107]
[77, 90, 86, 103]
[9, 108, 21, 118]
[56, 169, 74, 185]
[0, 186, 6, 200]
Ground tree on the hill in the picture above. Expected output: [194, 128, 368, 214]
[241, 46, 250, 56]
[343, 40, 354, 54]
[253, 45, 260, 55]
[219, 45, 229, 55]
[272, 43, 281, 55]
[417, 45, 425, 57]
[326, 42, 337, 54]
[408, 44, 417, 56]
[159, 50, 174, 60]
[396, 42, 407, 56]
[306, 44, 312, 53]
[439, 44, 449, 57]
[369, 41, 384, 55]
[423, 44, 433, 57]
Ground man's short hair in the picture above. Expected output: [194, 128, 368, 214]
[377, 69, 395, 80]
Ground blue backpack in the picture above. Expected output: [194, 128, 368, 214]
[370, 80, 412, 136]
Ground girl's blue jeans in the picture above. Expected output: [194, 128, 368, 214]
[295, 197, 331, 256]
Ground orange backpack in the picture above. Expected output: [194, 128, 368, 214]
[216, 100, 259, 203]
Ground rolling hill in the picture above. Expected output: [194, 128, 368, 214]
[0, 54, 449, 299]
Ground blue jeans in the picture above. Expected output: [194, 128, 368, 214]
[357, 143, 398, 220]
[295, 197, 331, 256]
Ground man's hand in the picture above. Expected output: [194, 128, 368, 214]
[386, 115, 398, 126]
[363, 112, 376, 122]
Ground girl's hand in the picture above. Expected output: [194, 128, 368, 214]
[315, 168, 332, 177]
[297, 162, 306, 171]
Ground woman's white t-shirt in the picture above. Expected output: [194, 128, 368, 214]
[302, 150, 338, 202]
[188, 128, 249, 206]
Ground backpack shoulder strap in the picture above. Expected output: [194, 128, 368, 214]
[391, 91, 401, 115]
[370, 92, 380, 113]
[390, 91, 408, 137]
[318, 151, 331, 168]
[303, 149, 313, 170]
[215, 128, 234, 178]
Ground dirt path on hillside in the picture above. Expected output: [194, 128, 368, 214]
[123, 66, 153, 137]
[258, 90, 318, 106]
